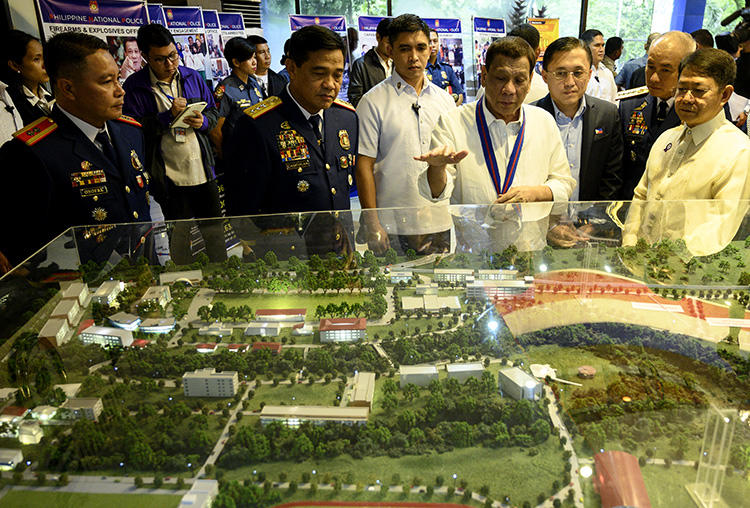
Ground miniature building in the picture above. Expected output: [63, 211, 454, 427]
[498, 367, 542, 401]
[260, 405, 369, 427]
[319, 318, 367, 343]
[244, 322, 281, 337]
[50, 298, 81, 327]
[593, 451, 651, 508]
[0, 449, 23, 471]
[415, 283, 439, 295]
[251, 342, 282, 354]
[160, 269, 203, 286]
[108, 311, 141, 331]
[140, 317, 176, 334]
[38, 318, 70, 347]
[350, 371, 376, 408]
[466, 279, 534, 300]
[140, 285, 172, 307]
[0, 407, 29, 424]
[92, 280, 124, 306]
[18, 422, 43, 445]
[183, 368, 238, 397]
[390, 270, 413, 283]
[79, 325, 134, 348]
[475, 269, 520, 280]
[578, 365, 597, 379]
[61, 281, 89, 306]
[195, 343, 217, 353]
[198, 323, 232, 336]
[433, 268, 475, 283]
[399, 365, 439, 387]
[400, 296, 424, 311]
[423, 295, 461, 312]
[292, 323, 313, 335]
[227, 344, 249, 353]
[179, 479, 218, 508]
[446, 362, 485, 383]
[61, 398, 103, 421]
[255, 308, 306, 322]
[31, 406, 57, 421]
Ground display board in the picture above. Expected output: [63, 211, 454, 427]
[422, 17, 465, 91]
[35, 0, 148, 82]
[163, 6, 208, 80]
[529, 17, 560, 60]
[289, 14, 350, 100]
[217, 12, 246, 83]
[146, 3, 165, 26]
[356, 15, 388, 61]
[201, 9, 223, 85]
[472, 17, 506, 90]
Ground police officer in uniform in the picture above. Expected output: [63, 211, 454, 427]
[426, 29, 464, 104]
[0, 32, 151, 267]
[225, 25, 357, 257]
[618, 32, 695, 199]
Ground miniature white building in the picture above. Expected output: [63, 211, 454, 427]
[50, 299, 81, 327]
[260, 405, 369, 427]
[93, 280, 124, 306]
[179, 479, 218, 508]
[498, 367, 542, 401]
[31, 406, 57, 421]
[140, 285, 172, 307]
[390, 270, 413, 283]
[198, 323, 232, 337]
[0, 449, 22, 471]
[255, 308, 306, 322]
[399, 365, 439, 387]
[475, 269, 519, 280]
[350, 371, 376, 408]
[195, 343, 217, 353]
[61, 281, 89, 306]
[108, 311, 141, 331]
[244, 322, 281, 337]
[18, 422, 43, 445]
[160, 269, 203, 286]
[415, 283, 439, 295]
[79, 325, 134, 348]
[466, 279, 534, 300]
[433, 268, 475, 283]
[446, 362, 485, 383]
[140, 317, 176, 334]
[183, 368, 238, 397]
[400, 296, 424, 311]
[292, 323, 313, 335]
[61, 398, 103, 421]
[423, 295, 461, 312]
[38, 318, 70, 346]
[319, 318, 367, 343]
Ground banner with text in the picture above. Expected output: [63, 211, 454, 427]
[422, 18, 465, 91]
[36, 0, 148, 81]
[202, 9, 223, 84]
[529, 18, 560, 61]
[163, 6, 208, 80]
[288, 14, 349, 100]
[472, 17, 506, 91]
[147, 3, 165, 25]
[356, 16, 389, 61]
[218, 12, 246, 82]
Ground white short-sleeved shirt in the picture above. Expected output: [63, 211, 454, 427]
[623, 110, 750, 256]
[586, 62, 617, 103]
[357, 72, 456, 235]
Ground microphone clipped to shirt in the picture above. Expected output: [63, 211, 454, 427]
[412, 102, 421, 115]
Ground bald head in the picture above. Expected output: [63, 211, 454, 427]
[646, 31, 696, 100]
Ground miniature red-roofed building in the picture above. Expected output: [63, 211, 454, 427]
[227, 344, 249, 353]
[195, 343, 217, 353]
[254, 309, 306, 322]
[251, 342, 282, 354]
[77, 319, 95, 334]
[319, 318, 367, 343]
[593, 450, 651, 508]
[131, 339, 151, 348]
[1, 406, 29, 418]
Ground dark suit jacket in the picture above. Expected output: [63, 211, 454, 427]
[266, 69, 288, 98]
[534, 94, 623, 200]
[348, 48, 387, 107]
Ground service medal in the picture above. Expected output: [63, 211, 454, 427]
[92, 207, 107, 222]
[297, 180, 310, 193]
[130, 150, 143, 170]
[81, 161, 92, 170]
[281, 121, 291, 130]
[338, 130, 350, 150]
[339, 155, 348, 169]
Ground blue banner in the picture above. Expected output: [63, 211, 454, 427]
[37, 0, 147, 29]
[202, 9, 219, 30]
[422, 18, 462, 34]
[147, 4, 165, 26]
[289, 14, 346, 34]
[163, 5, 203, 32]
[218, 12, 244, 32]
[358, 15, 387, 32]
[473, 17, 506, 34]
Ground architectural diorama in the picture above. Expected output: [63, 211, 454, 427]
[1, 212, 750, 508]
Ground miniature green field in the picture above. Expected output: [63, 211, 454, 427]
[212, 293, 368, 313]
[224, 442, 565, 506]
[248, 382, 341, 410]
[0, 491, 181, 508]
[272, 490, 486, 506]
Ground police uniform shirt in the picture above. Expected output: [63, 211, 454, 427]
[224, 86, 358, 217]
[622, 110, 750, 256]
[215, 73, 262, 144]
[425, 59, 464, 98]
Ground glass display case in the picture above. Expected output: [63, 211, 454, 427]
[1, 200, 749, 508]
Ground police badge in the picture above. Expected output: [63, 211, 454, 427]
[338, 130, 350, 150]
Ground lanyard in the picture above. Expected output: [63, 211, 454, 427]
[475, 99, 525, 195]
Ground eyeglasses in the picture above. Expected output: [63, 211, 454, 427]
[151, 52, 180, 65]
[675, 87, 711, 98]
[549, 70, 588, 81]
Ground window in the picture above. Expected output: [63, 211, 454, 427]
[586, 0, 657, 64]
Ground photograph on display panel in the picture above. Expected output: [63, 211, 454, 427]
[107, 36, 143, 81]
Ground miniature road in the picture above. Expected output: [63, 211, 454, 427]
[542, 385, 583, 508]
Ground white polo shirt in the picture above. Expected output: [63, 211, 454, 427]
[357, 71, 456, 235]
[586, 62, 617, 103]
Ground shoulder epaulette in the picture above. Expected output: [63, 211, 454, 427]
[13, 117, 57, 146]
[333, 98, 356, 112]
[616, 86, 649, 102]
[243, 95, 282, 119]
[115, 115, 142, 128]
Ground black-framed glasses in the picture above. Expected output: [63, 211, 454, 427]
[151, 52, 180, 65]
